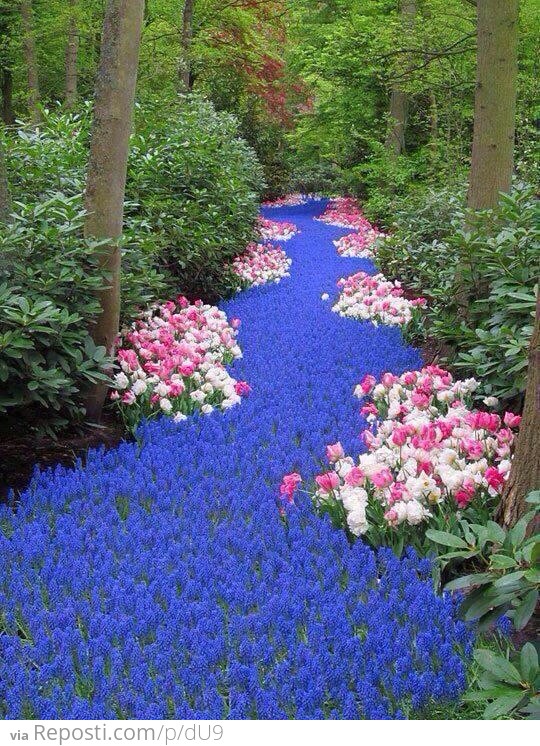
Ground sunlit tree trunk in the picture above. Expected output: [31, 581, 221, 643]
[385, 0, 416, 157]
[65, 0, 79, 110]
[180, 0, 194, 91]
[84, 0, 145, 422]
[497, 294, 540, 528]
[20, 0, 41, 125]
[467, 0, 519, 209]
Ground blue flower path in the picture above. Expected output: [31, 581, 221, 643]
[0, 200, 472, 719]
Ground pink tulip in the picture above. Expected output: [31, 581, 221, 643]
[344, 466, 365, 487]
[371, 468, 393, 489]
[315, 471, 340, 493]
[326, 442, 345, 463]
[503, 412, 521, 428]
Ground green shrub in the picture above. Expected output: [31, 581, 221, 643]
[0, 196, 110, 433]
[377, 182, 539, 404]
[1, 99, 265, 433]
[7, 99, 266, 302]
[463, 642, 539, 719]
[6, 108, 89, 200]
[429, 491, 539, 632]
[127, 96, 265, 299]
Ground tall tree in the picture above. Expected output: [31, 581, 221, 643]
[467, 0, 519, 209]
[0, 68, 14, 124]
[180, 0, 194, 91]
[384, 0, 416, 157]
[0, 130, 10, 221]
[84, 0, 145, 421]
[0, 3, 15, 125]
[20, 0, 41, 125]
[497, 294, 540, 528]
[65, 0, 79, 109]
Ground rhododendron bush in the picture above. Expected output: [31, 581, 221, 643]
[258, 217, 300, 241]
[111, 297, 248, 429]
[332, 271, 426, 329]
[289, 366, 521, 555]
[232, 242, 291, 288]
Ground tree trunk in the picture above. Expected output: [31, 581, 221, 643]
[429, 91, 438, 165]
[20, 0, 41, 125]
[1, 68, 15, 125]
[84, 0, 145, 422]
[0, 133, 10, 221]
[180, 0, 194, 91]
[497, 293, 540, 528]
[467, 0, 519, 209]
[384, 0, 416, 157]
[65, 0, 79, 110]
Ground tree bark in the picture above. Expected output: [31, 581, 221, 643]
[84, 0, 145, 422]
[0, 68, 15, 125]
[180, 0, 194, 91]
[384, 0, 416, 157]
[497, 293, 540, 528]
[20, 0, 41, 125]
[0, 132, 10, 221]
[65, 0, 79, 110]
[467, 0, 519, 209]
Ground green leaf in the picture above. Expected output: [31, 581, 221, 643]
[485, 521, 506, 545]
[525, 491, 540, 506]
[509, 514, 532, 548]
[483, 693, 526, 719]
[490, 554, 518, 570]
[474, 649, 522, 685]
[425, 529, 469, 549]
[444, 573, 496, 591]
[520, 642, 538, 684]
[512, 589, 538, 630]
[493, 571, 526, 589]
[462, 686, 520, 702]
[463, 590, 515, 622]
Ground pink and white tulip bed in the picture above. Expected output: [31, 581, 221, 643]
[111, 297, 250, 430]
[333, 229, 384, 260]
[332, 271, 427, 327]
[262, 193, 308, 208]
[281, 365, 521, 548]
[232, 241, 292, 288]
[258, 216, 300, 242]
[315, 197, 372, 230]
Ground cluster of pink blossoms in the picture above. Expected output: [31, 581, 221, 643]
[111, 297, 250, 428]
[232, 242, 291, 288]
[258, 217, 300, 242]
[332, 271, 427, 327]
[310, 366, 520, 537]
[315, 197, 371, 230]
[262, 193, 308, 208]
[333, 229, 384, 260]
